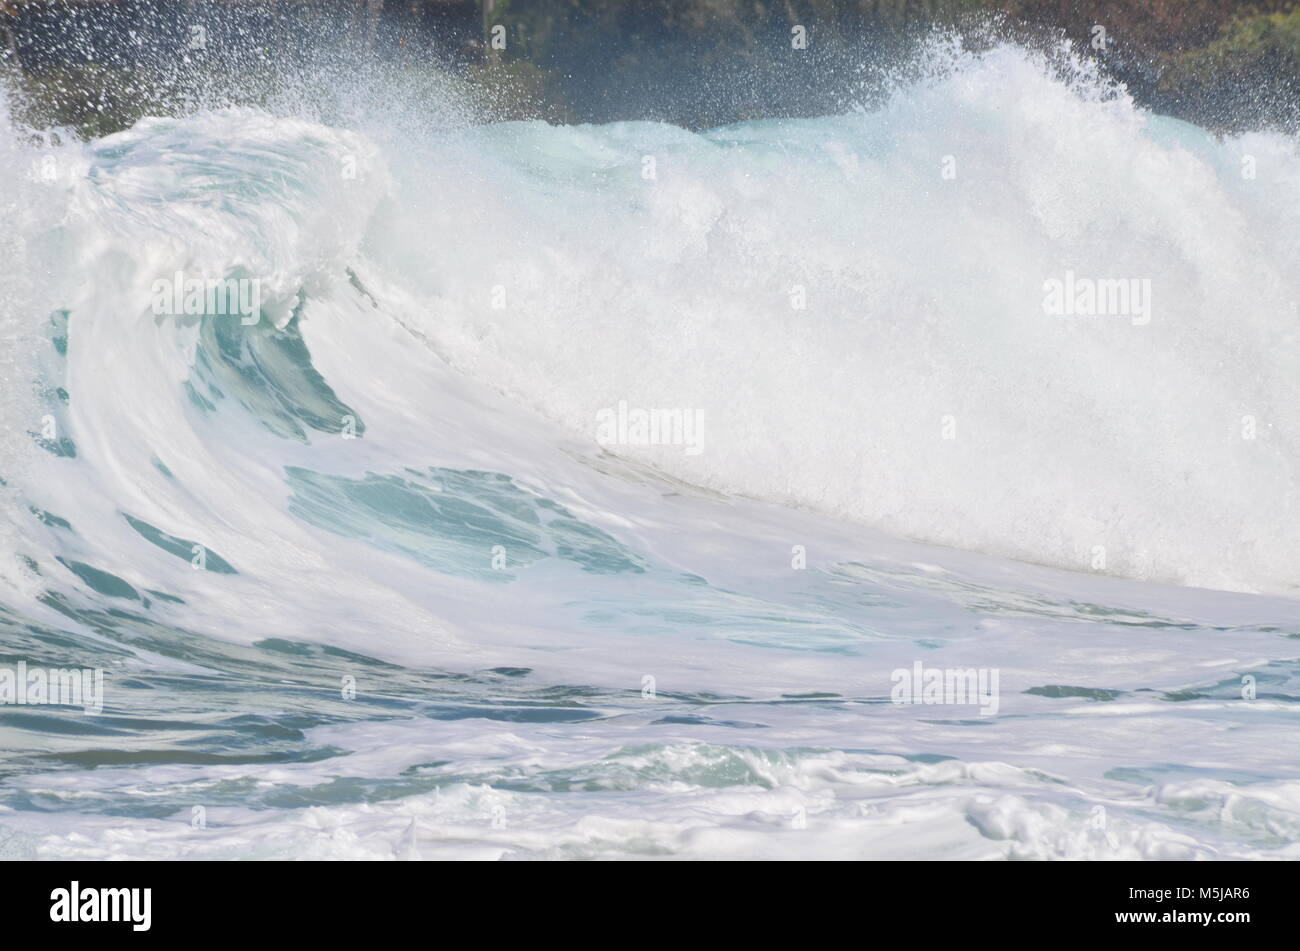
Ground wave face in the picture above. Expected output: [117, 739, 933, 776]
[2, 42, 1300, 860]
[363, 43, 1297, 596]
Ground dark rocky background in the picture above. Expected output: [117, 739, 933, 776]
[3, 0, 1298, 134]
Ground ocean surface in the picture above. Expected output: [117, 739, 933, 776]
[1, 42, 1299, 860]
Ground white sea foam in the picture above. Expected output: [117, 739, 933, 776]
[369, 43, 1300, 595]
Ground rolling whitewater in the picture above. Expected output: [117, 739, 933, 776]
[2, 38, 1300, 860]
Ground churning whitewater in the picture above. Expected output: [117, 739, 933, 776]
[1, 43, 1299, 860]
